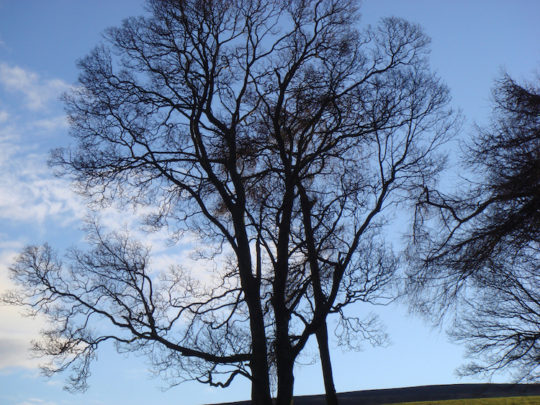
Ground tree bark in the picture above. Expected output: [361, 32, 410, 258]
[246, 284, 272, 404]
[236, 230, 273, 405]
[250, 323, 273, 405]
[316, 321, 339, 405]
[276, 349, 295, 405]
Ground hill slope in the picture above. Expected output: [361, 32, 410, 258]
[213, 384, 540, 405]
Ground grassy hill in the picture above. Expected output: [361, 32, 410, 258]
[392, 396, 540, 405]
[212, 384, 540, 405]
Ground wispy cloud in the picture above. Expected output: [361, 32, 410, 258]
[0, 62, 216, 381]
[15, 399, 59, 405]
[32, 116, 68, 132]
[0, 63, 85, 373]
[0, 63, 70, 111]
[0, 145, 85, 225]
[0, 248, 44, 371]
[0, 116, 84, 225]
[0, 338, 37, 370]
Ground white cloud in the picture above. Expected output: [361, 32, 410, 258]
[0, 63, 70, 111]
[0, 66, 83, 226]
[0, 60, 221, 380]
[0, 64, 83, 371]
[0, 125, 20, 164]
[15, 400, 59, 405]
[0, 248, 44, 371]
[33, 116, 68, 132]
[0, 338, 37, 370]
[0, 122, 85, 225]
[0, 153, 85, 225]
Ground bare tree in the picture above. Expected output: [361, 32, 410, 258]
[408, 74, 539, 382]
[4, 1, 455, 404]
[6, 223, 253, 391]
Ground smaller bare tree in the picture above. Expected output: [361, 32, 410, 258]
[407, 73, 540, 382]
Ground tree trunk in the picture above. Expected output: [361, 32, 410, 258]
[246, 286, 272, 405]
[250, 322, 273, 405]
[274, 305, 295, 405]
[273, 185, 296, 405]
[237, 244, 273, 405]
[275, 350, 295, 405]
[316, 320, 339, 405]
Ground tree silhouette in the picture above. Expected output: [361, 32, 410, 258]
[408, 73, 539, 382]
[5, 1, 455, 404]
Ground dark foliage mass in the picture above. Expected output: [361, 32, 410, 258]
[4, 1, 455, 404]
[408, 74, 540, 382]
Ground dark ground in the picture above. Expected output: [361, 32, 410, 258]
[212, 384, 540, 405]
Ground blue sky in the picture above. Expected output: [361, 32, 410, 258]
[0, 1, 539, 404]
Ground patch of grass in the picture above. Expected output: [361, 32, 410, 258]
[389, 396, 540, 405]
